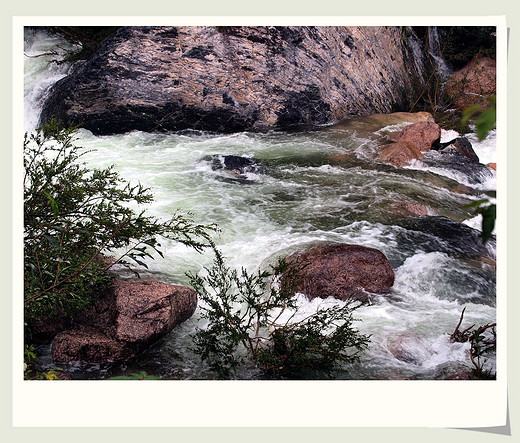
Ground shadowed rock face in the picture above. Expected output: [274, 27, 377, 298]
[40, 26, 430, 135]
[285, 243, 395, 302]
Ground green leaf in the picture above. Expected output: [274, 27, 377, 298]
[43, 190, 59, 218]
[476, 108, 496, 141]
[463, 199, 491, 210]
[43, 234, 61, 250]
[461, 104, 483, 129]
[481, 204, 496, 242]
[107, 371, 159, 380]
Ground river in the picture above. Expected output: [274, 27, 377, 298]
[24, 27, 497, 380]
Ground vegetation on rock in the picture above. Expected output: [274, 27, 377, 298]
[23, 121, 216, 347]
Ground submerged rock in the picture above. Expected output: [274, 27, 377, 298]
[331, 111, 435, 134]
[40, 26, 432, 135]
[390, 201, 437, 217]
[203, 154, 265, 180]
[284, 243, 395, 302]
[377, 142, 423, 168]
[420, 149, 494, 186]
[386, 333, 426, 365]
[396, 215, 495, 260]
[52, 279, 197, 363]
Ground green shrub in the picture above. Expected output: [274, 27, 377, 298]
[189, 248, 370, 379]
[24, 122, 216, 341]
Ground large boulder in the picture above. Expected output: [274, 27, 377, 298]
[285, 243, 395, 301]
[40, 26, 432, 135]
[52, 279, 197, 363]
[115, 280, 197, 343]
[443, 57, 496, 110]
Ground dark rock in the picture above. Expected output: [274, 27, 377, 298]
[285, 243, 395, 301]
[204, 154, 264, 174]
[203, 154, 265, 183]
[25, 314, 74, 345]
[40, 26, 432, 135]
[396, 216, 495, 259]
[52, 279, 197, 363]
[436, 137, 479, 163]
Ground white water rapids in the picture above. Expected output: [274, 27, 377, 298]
[24, 28, 497, 380]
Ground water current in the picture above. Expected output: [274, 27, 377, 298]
[23, 28, 498, 380]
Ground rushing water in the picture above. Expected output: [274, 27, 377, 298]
[24, 28, 497, 380]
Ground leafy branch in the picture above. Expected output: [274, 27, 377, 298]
[450, 307, 496, 379]
[189, 247, 370, 379]
[24, 122, 216, 340]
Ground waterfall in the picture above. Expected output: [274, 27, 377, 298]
[427, 26, 452, 81]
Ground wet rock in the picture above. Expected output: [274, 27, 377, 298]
[40, 26, 432, 135]
[377, 121, 441, 167]
[396, 216, 495, 260]
[436, 137, 479, 163]
[420, 150, 494, 186]
[52, 279, 197, 363]
[204, 154, 265, 178]
[389, 121, 441, 152]
[391, 201, 437, 217]
[285, 243, 394, 302]
[444, 57, 496, 110]
[377, 142, 423, 168]
[331, 111, 435, 134]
